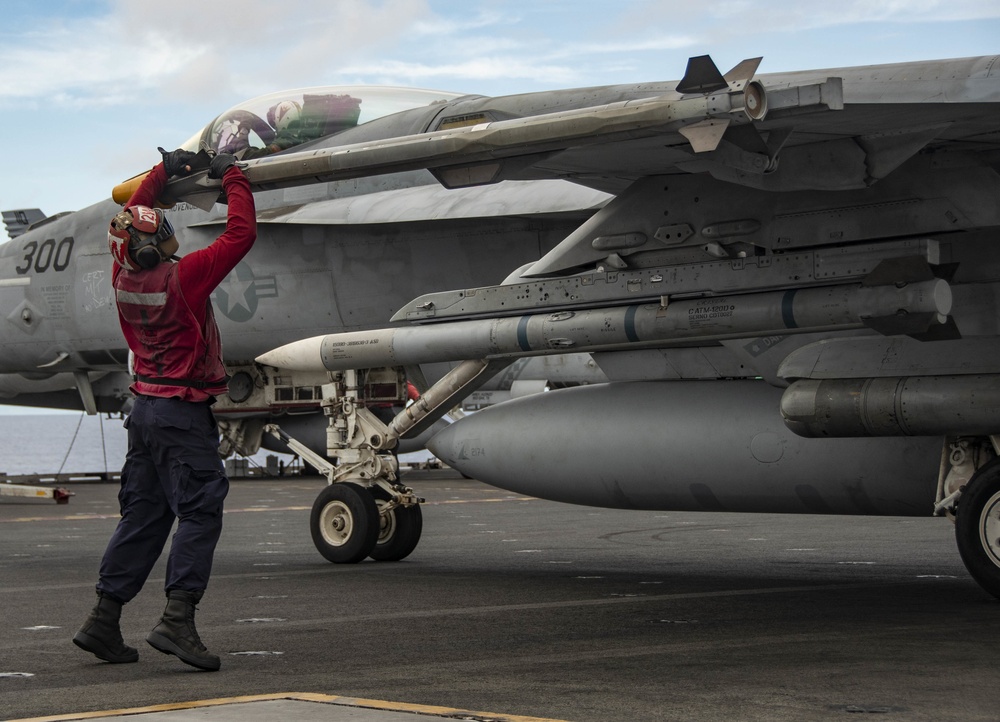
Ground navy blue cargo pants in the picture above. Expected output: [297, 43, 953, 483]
[97, 395, 229, 604]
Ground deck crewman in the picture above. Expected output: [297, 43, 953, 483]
[73, 148, 256, 671]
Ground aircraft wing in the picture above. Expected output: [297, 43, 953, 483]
[163, 55, 996, 222]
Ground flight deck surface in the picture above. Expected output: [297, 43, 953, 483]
[2, 471, 998, 721]
[7, 693, 564, 721]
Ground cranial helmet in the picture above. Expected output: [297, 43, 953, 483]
[267, 100, 302, 131]
[108, 205, 175, 272]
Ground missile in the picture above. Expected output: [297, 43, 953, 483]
[256, 279, 952, 372]
[425, 381, 943, 515]
[137, 68, 771, 210]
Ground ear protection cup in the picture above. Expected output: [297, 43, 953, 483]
[133, 243, 162, 270]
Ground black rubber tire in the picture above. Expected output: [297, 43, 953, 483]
[310, 482, 379, 564]
[955, 456, 1000, 600]
[369, 487, 423, 562]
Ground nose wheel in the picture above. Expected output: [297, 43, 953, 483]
[310, 482, 380, 563]
[309, 481, 424, 563]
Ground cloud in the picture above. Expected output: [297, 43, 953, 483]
[0, 0, 435, 107]
[3, 0, 1000, 114]
[623, 0, 1000, 35]
[0, 1, 702, 111]
[0, 20, 200, 107]
[338, 57, 579, 86]
[410, 7, 514, 35]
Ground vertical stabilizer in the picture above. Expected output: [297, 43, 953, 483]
[2, 209, 46, 239]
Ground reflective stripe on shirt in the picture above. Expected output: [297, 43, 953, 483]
[116, 290, 167, 306]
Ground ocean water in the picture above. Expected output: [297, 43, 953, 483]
[0, 412, 431, 476]
[0, 413, 286, 476]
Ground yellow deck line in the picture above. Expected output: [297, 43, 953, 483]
[7, 692, 570, 722]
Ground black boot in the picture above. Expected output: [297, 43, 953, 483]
[73, 592, 139, 663]
[146, 590, 220, 671]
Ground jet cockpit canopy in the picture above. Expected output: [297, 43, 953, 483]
[180, 86, 463, 158]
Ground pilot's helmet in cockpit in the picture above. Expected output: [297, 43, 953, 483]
[267, 100, 301, 131]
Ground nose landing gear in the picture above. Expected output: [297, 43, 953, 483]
[264, 367, 426, 564]
[263, 360, 506, 564]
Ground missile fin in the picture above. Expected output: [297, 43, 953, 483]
[862, 256, 938, 286]
[723, 57, 764, 89]
[862, 311, 949, 338]
[722, 123, 771, 156]
[906, 316, 962, 342]
[679, 119, 731, 153]
[676, 55, 729, 95]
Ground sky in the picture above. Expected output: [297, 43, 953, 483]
[0, 0, 998, 247]
[0, 0, 997, 415]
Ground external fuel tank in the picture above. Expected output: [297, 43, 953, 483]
[426, 380, 942, 515]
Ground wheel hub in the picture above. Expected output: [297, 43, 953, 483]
[320, 501, 353, 547]
[376, 500, 397, 544]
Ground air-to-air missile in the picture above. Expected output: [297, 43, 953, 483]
[115, 56, 778, 210]
[256, 278, 952, 372]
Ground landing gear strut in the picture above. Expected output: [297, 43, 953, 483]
[265, 368, 423, 563]
[263, 359, 507, 564]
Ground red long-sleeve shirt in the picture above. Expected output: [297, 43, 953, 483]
[113, 162, 257, 400]
[117, 163, 257, 324]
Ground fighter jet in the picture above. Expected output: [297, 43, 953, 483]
[242, 54, 998, 598]
[5, 54, 1000, 599]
